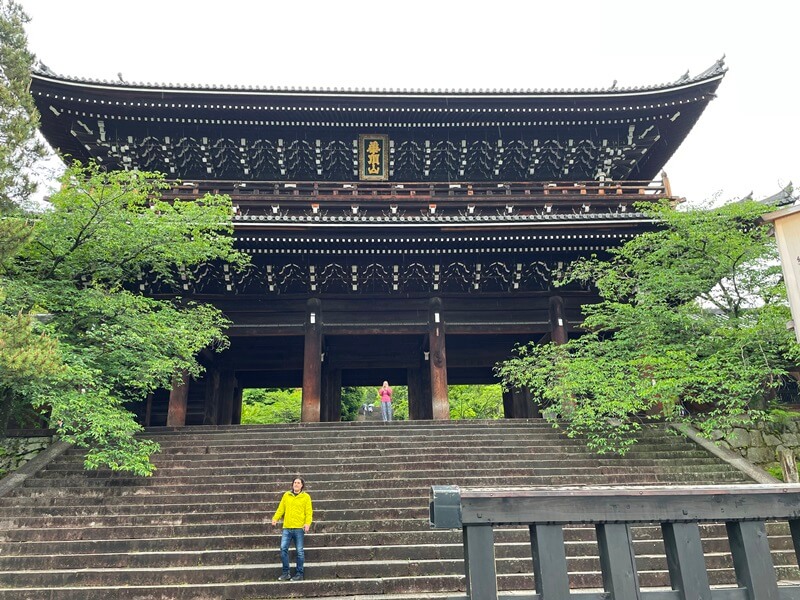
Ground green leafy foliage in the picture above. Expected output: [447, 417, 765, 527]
[449, 385, 503, 419]
[497, 199, 800, 454]
[1, 163, 247, 474]
[339, 387, 362, 422]
[241, 388, 302, 424]
[0, 0, 46, 210]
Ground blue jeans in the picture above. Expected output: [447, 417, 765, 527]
[381, 401, 392, 421]
[280, 528, 305, 575]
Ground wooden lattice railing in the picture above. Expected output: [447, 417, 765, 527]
[430, 484, 800, 600]
[170, 179, 669, 201]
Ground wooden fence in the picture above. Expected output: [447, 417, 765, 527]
[430, 484, 800, 600]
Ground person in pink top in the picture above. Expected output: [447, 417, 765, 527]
[378, 380, 393, 422]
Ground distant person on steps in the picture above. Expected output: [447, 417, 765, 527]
[379, 380, 393, 422]
[272, 476, 313, 581]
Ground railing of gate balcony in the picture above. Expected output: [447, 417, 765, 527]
[430, 484, 800, 600]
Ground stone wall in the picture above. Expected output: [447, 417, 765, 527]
[712, 419, 800, 467]
[0, 432, 56, 477]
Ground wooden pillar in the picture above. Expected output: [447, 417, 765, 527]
[549, 295, 568, 345]
[320, 360, 331, 422]
[512, 387, 535, 419]
[302, 298, 322, 423]
[407, 366, 423, 420]
[232, 386, 243, 425]
[429, 298, 450, 420]
[502, 389, 514, 419]
[218, 369, 236, 425]
[421, 354, 433, 419]
[320, 363, 341, 422]
[329, 369, 342, 422]
[166, 370, 190, 427]
[144, 393, 153, 427]
[503, 387, 539, 419]
[203, 368, 221, 425]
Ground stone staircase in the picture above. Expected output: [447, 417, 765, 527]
[0, 420, 793, 599]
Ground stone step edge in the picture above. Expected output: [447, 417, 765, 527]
[0, 549, 776, 576]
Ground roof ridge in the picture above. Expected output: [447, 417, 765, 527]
[31, 59, 727, 96]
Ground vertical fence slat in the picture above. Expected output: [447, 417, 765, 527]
[726, 520, 780, 600]
[463, 524, 497, 600]
[789, 519, 800, 570]
[530, 523, 571, 597]
[596, 523, 641, 600]
[661, 522, 712, 600]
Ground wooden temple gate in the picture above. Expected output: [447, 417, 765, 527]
[28, 59, 728, 426]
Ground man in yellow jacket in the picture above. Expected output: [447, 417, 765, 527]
[272, 476, 313, 581]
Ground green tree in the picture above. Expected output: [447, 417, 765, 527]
[449, 384, 503, 419]
[241, 388, 301, 424]
[340, 386, 362, 422]
[0, 0, 46, 211]
[497, 198, 800, 454]
[1, 162, 246, 474]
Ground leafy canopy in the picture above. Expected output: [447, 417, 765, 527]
[496, 198, 800, 454]
[0, 0, 46, 211]
[1, 162, 247, 474]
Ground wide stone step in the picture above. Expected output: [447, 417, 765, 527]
[51, 447, 718, 468]
[1, 550, 798, 590]
[0, 487, 429, 505]
[0, 506, 431, 529]
[43, 455, 725, 474]
[0, 496, 425, 516]
[21, 468, 745, 489]
[143, 439, 701, 455]
[1, 533, 795, 570]
[0, 574, 463, 600]
[31, 462, 734, 483]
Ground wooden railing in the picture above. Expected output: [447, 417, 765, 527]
[429, 484, 800, 600]
[169, 179, 669, 201]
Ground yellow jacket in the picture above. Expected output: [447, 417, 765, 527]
[272, 491, 313, 529]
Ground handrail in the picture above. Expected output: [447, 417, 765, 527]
[169, 179, 668, 201]
[430, 484, 800, 600]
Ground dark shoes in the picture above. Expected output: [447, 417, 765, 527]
[290, 574, 304, 581]
[277, 573, 291, 581]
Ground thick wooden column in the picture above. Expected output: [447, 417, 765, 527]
[302, 298, 322, 423]
[144, 393, 153, 427]
[321, 364, 341, 422]
[329, 369, 342, 422]
[421, 354, 433, 419]
[512, 387, 535, 419]
[218, 369, 236, 425]
[166, 370, 190, 427]
[503, 386, 539, 419]
[429, 297, 450, 420]
[549, 295, 568, 345]
[203, 368, 221, 425]
[502, 389, 514, 418]
[232, 386, 243, 425]
[407, 366, 423, 420]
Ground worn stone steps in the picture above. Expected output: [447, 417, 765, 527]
[42, 454, 722, 474]
[6, 549, 800, 588]
[0, 420, 763, 599]
[1, 530, 795, 571]
[18, 469, 747, 491]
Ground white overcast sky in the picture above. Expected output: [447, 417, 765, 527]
[17, 0, 800, 205]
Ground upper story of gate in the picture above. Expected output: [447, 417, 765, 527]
[29, 58, 725, 189]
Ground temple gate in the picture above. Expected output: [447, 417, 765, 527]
[29, 59, 727, 424]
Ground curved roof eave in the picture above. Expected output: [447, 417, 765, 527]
[30, 57, 727, 101]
